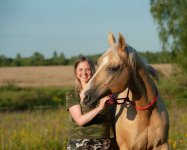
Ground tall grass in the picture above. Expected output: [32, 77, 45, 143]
[155, 72, 187, 149]
[168, 106, 187, 149]
[0, 108, 70, 150]
[0, 107, 187, 150]
[0, 86, 70, 110]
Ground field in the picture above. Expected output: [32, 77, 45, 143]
[0, 66, 75, 88]
[0, 64, 187, 150]
[0, 64, 172, 87]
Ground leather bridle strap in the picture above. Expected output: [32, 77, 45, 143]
[107, 87, 158, 111]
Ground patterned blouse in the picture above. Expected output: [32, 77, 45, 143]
[66, 90, 115, 139]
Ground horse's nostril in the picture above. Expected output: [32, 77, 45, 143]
[83, 93, 90, 105]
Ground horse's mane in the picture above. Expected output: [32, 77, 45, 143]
[124, 45, 159, 80]
[123, 44, 145, 75]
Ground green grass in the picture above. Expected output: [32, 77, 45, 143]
[0, 106, 186, 150]
[155, 73, 187, 149]
[155, 74, 187, 108]
[0, 108, 70, 150]
[168, 107, 187, 150]
[0, 85, 71, 110]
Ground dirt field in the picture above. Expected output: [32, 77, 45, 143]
[0, 64, 173, 87]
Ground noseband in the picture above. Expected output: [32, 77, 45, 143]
[107, 87, 158, 111]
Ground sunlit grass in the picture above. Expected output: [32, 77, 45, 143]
[0, 106, 187, 150]
[168, 106, 187, 150]
[0, 108, 70, 150]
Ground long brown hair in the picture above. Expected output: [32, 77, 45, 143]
[74, 55, 95, 94]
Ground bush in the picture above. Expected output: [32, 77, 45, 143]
[0, 85, 71, 111]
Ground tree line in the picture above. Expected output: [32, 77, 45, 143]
[0, 50, 174, 66]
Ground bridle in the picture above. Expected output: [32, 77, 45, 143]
[107, 86, 158, 111]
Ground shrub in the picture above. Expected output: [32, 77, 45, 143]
[0, 86, 71, 111]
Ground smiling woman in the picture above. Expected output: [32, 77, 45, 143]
[65, 55, 118, 150]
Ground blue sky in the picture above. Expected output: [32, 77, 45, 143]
[0, 0, 161, 58]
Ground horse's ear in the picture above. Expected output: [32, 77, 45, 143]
[118, 33, 126, 50]
[108, 32, 116, 46]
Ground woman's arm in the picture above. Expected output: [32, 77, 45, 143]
[69, 96, 109, 126]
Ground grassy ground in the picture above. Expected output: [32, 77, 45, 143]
[0, 108, 70, 150]
[0, 106, 187, 150]
[168, 106, 187, 149]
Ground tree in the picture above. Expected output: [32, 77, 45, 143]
[59, 52, 67, 65]
[150, 0, 187, 73]
[51, 51, 67, 65]
[12, 53, 22, 66]
[0, 55, 7, 66]
[31, 52, 45, 66]
[53, 51, 58, 59]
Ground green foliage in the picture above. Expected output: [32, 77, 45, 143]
[0, 86, 71, 111]
[138, 51, 174, 63]
[0, 51, 176, 67]
[150, 0, 187, 73]
[30, 52, 45, 66]
[0, 51, 69, 66]
[50, 51, 68, 65]
[155, 72, 187, 108]
[88, 54, 102, 63]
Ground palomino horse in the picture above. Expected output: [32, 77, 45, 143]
[83, 33, 169, 149]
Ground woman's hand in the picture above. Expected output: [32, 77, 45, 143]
[69, 95, 110, 126]
[98, 96, 110, 111]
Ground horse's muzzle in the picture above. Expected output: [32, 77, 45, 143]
[82, 92, 90, 105]
[82, 90, 98, 107]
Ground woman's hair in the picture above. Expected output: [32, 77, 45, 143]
[74, 55, 95, 94]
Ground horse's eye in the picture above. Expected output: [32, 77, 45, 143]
[108, 66, 120, 72]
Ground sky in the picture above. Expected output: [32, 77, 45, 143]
[0, 0, 161, 58]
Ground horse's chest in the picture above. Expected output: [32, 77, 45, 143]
[115, 106, 163, 149]
[116, 119, 158, 149]
[115, 108, 149, 147]
[116, 123, 149, 149]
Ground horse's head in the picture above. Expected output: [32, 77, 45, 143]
[83, 32, 136, 107]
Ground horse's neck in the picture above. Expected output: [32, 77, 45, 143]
[129, 68, 156, 107]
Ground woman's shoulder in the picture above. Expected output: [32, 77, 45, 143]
[66, 89, 78, 98]
[66, 89, 75, 95]
[66, 89, 80, 101]
[66, 89, 80, 110]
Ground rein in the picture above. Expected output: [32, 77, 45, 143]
[107, 87, 158, 111]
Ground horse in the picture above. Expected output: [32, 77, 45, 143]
[83, 33, 169, 150]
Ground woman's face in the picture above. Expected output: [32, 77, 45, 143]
[76, 61, 93, 84]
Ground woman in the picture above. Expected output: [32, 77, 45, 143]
[66, 55, 117, 150]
